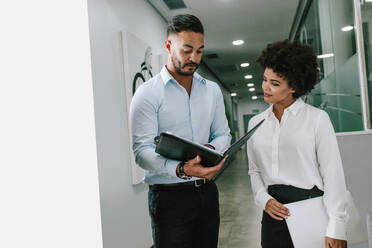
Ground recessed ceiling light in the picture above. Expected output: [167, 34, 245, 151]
[317, 53, 334, 59]
[244, 75, 253, 79]
[240, 62, 250, 67]
[252, 96, 257, 100]
[232, 40, 244, 46]
[249, 88, 255, 92]
[341, 26, 353, 32]
[231, 93, 237, 96]
[247, 83, 254, 87]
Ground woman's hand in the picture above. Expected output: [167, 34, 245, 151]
[325, 237, 347, 248]
[264, 198, 290, 220]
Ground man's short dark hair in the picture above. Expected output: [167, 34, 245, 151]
[167, 14, 204, 37]
[257, 39, 318, 99]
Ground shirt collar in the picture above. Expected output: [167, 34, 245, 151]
[264, 98, 305, 119]
[286, 98, 305, 116]
[160, 65, 206, 85]
[264, 104, 274, 119]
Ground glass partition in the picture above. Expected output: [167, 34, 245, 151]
[361, 0, 372, 129]
[294, 0, 365, 132]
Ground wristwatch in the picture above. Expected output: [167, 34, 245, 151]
[177, 161, 192, 180]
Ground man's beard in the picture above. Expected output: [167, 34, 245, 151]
[171, 53, 199, 76]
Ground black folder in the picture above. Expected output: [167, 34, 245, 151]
[154, 119, 264, 167]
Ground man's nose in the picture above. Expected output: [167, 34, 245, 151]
[189, 52, 199, 62]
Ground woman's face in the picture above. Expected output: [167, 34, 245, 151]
[262, 67, 295, 104]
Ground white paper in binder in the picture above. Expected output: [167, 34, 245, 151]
[284, 191, 368, 248]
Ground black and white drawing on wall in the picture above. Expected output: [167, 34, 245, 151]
[132, 46, 153, 95]
[121, 30, 166, 184]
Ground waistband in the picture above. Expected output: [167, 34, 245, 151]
[149, 179, 210, 191]
[268, 184, 324, 204]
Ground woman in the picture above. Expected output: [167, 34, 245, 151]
[247, 40, 348, 248]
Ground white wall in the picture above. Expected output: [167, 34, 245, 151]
[87, 0, 167, 247]
[337, 133, 372, 223]
[237, 99, 269, 138]
[337, 132, 372, 248]
[0, 1, 102, 247]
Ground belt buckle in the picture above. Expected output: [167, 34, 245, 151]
[194, 179, 206, 188]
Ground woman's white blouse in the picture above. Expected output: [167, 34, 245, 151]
[247, 98, 348, 240]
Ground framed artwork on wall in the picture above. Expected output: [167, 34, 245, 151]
[120, 30, 165, 184]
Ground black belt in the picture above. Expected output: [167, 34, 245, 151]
[150, 179, 210, 190]
[268, 184, 324, 204]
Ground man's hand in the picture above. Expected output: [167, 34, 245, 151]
[264, 199, 290, 220]
[325, 237, 347, 248]
[183, 155, 226, 180]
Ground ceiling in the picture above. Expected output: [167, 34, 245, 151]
[148, 0, 300, 100]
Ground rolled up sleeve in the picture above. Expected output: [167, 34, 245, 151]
[208, 87, 231, 153]
[130, 85, 178, 178]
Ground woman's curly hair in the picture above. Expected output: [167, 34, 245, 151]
[257, 39, 318, 98]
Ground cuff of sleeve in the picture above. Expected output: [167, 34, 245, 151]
[326, 218, 347, 240]
[164, 159, 179, 178]
[257, 190, 273, 210]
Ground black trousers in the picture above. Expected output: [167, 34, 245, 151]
[261, 185, 324, 248]
[148, 181, 219, 248]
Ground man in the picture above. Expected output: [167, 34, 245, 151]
[130, 14, 231, 248]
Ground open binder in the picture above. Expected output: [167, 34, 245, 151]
[154, 119, 264, 167]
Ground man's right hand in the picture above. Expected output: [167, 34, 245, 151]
[183, 155, 226, 180]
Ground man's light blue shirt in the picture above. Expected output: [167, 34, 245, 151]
[130, 66, 231, 184]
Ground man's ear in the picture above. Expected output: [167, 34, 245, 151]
[165, 40, 171, 54]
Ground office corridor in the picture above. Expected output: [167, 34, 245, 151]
[216, 149, 262, 248]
